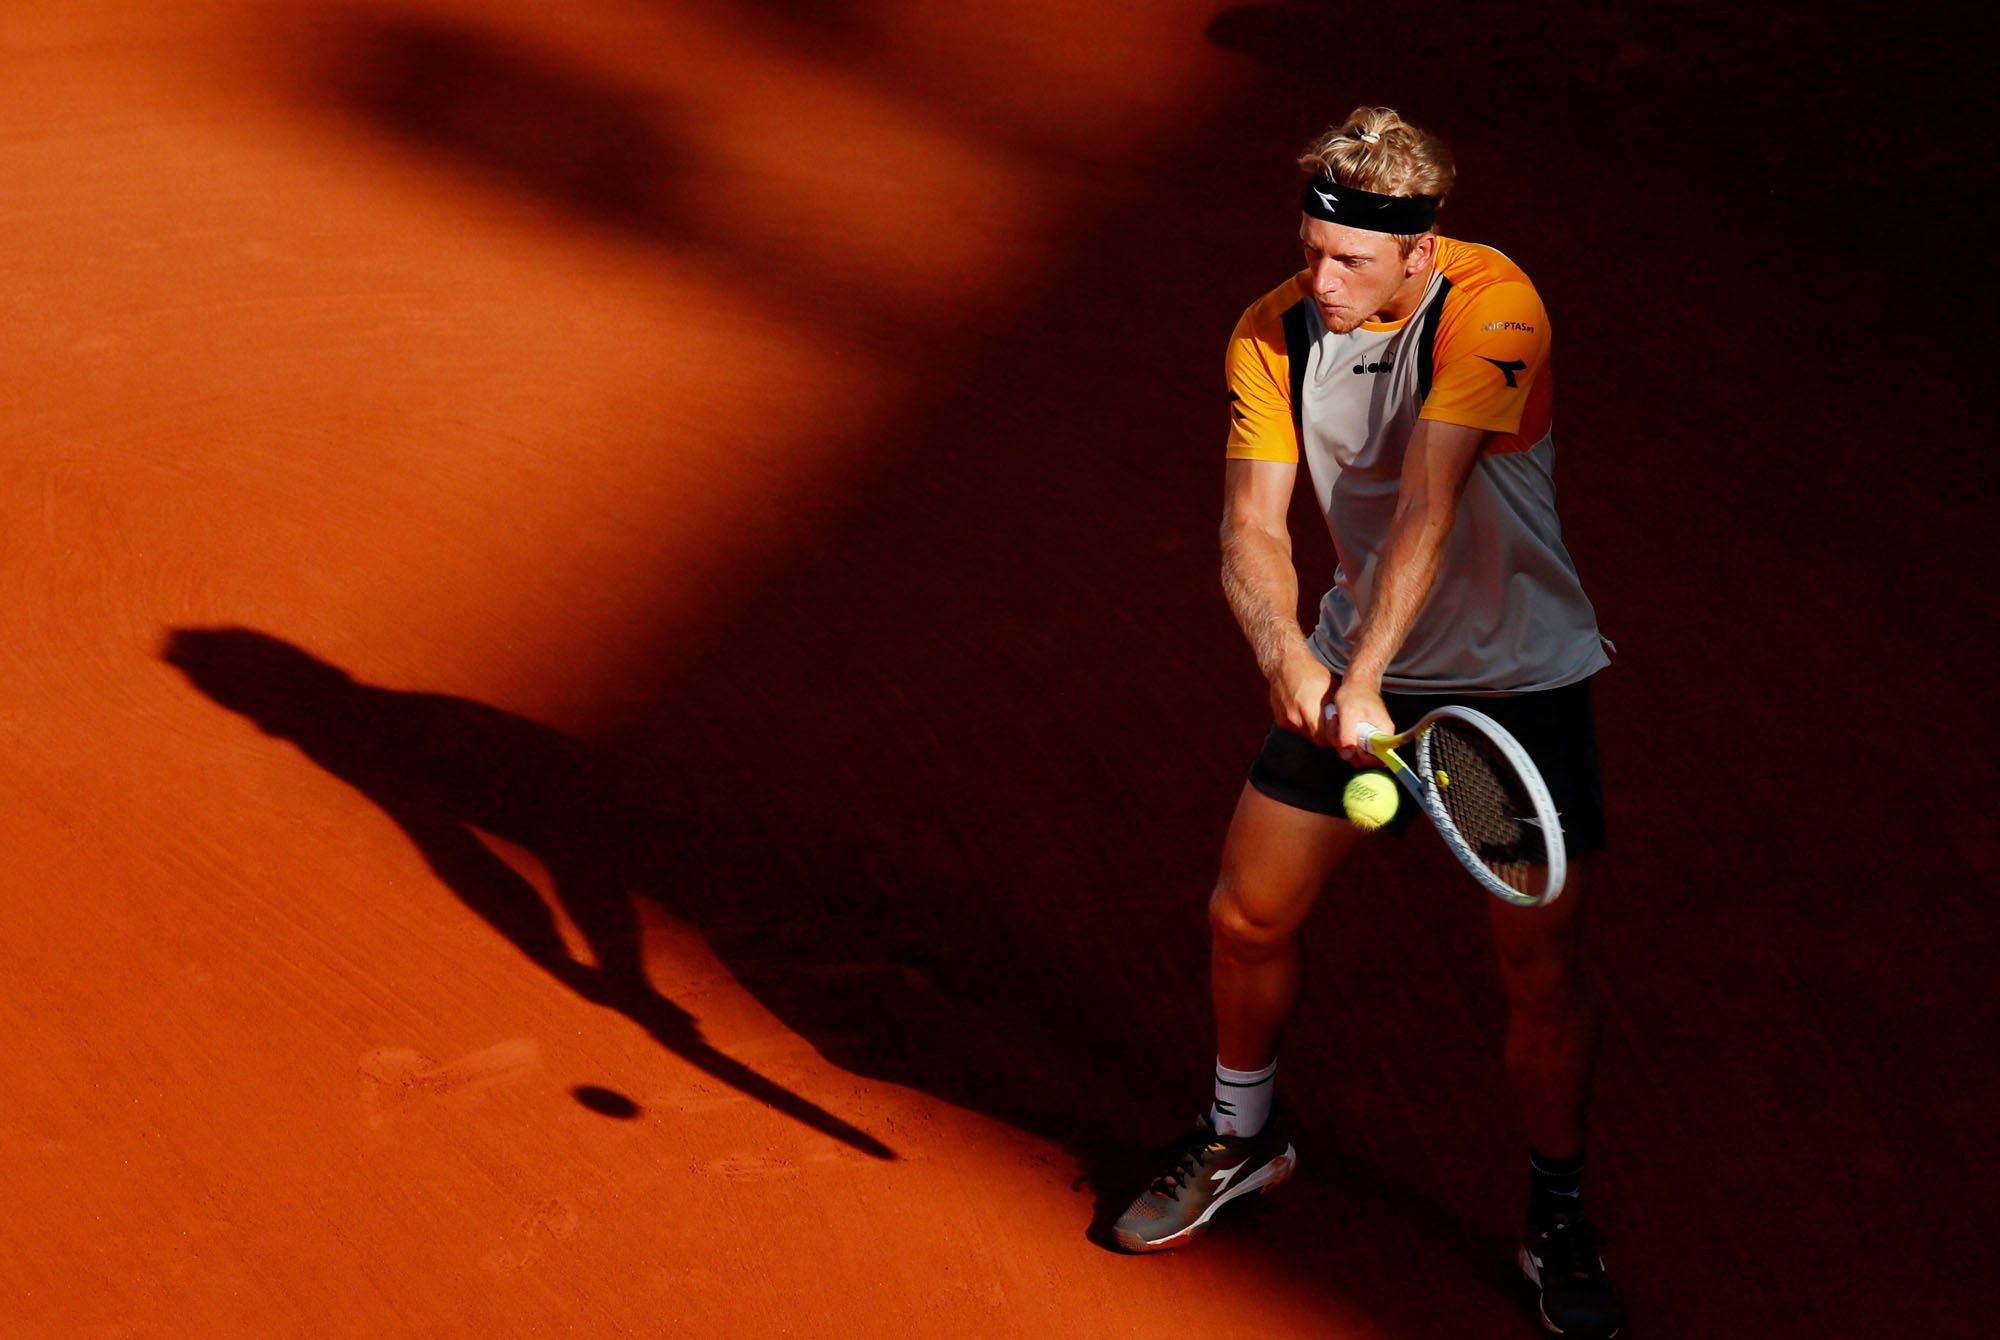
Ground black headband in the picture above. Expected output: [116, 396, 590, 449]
[1300, 176, 1437, 234]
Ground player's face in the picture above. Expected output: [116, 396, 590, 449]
[1299, 217, 1424, 332]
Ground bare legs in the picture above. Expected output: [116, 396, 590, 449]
[1206, 782, 1598, 1152]
[1208, 784, 1364, 1070]
[1489, 861, 1598, 1159]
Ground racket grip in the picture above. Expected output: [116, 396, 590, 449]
[1356, 723, 1425, 808]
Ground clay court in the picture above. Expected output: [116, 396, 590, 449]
[5, 2, 1993, 1336]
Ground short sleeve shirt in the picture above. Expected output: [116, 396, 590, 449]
[1224, 237, 1606, 693]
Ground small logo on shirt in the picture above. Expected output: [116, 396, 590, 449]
[1482, 320, 1536, 332]
[1480, 356, 1528, 388]
[1227, 389, 1247, 422]
[1352, 358, 1395, 375]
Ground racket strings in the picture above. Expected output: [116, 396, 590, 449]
[1425, 722, 1549, 876]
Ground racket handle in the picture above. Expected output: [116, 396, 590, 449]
[1355, 722, 1425, 808]
[1329, 709, 1401, 771]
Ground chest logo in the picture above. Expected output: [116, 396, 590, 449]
[1352, 357, 1395, 375]
[1479, 356, 1527, 388]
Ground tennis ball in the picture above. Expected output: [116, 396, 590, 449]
[1342, 769, 1399, 831]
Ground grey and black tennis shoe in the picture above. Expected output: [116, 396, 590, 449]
[1111, 1114, 1296, 1253]
[1520, 1213, 1625, 1338]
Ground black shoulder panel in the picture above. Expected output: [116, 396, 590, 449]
[1415, 276, 1454, 403]
[1281, 299, 1311, 433]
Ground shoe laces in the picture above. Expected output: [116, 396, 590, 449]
[1149, 1136, 1228, 1201]
[1531, 1216, 1609, 1280]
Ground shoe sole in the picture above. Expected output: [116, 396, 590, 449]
[1517, 1244, 1621, 1339]
[1112, 1144, 1296, 1253]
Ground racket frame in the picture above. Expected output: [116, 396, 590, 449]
[1354, 705, 1567, 907]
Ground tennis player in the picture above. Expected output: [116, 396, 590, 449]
[1112, 106, 1623, 1338]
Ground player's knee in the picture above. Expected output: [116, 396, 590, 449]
[1208, 881, 1294, 955]
[1498, 951, 1584, 1020]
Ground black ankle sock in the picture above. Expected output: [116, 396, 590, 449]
[1527, 1148, 1586, 1226]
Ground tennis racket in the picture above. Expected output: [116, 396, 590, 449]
[1347, 706, 1566, 907]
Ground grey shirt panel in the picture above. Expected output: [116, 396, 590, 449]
[1293, 281, 1608, 695]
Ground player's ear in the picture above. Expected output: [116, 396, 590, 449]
[1404, 233, 1436, 276]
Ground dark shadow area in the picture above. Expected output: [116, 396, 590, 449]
[322, 16, 697, 238]
[731, 0, 871, 39]
[1206, 0, 1998, 272]
[163, 626, 892, 1161]
[573, 1084, 643, 1119]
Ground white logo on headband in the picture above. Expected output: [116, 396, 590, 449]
[1313, 187, 1339, 210]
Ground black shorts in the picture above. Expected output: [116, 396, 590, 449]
[1246, 676, 1607, 856]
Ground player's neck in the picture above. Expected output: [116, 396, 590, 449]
[1372, 252, 1437, 324]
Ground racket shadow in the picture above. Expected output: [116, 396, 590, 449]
[162, 624, 893, 1161]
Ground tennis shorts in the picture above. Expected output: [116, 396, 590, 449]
[1247, 676, 1607, 856]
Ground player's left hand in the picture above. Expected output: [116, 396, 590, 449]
[1329, 679, 1391, 767]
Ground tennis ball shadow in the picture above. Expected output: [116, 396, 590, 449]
[572, 1084, 644, 1119]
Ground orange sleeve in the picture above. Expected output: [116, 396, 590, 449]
[1419, 280, 1552, 441]
[1223, 293, 1299, 463]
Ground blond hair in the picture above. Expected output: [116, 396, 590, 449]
[1298, 106, 1455, 253]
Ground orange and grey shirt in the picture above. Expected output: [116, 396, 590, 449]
[1225, 237, 1608, 694]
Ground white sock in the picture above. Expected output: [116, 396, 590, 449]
[1209, 1058, 1277, 1137]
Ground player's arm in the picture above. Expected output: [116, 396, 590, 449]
[1222, 457, 1332, 741]
[1330, 417, 1489, 761]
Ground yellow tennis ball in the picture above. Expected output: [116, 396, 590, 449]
[1342, 769, 1399, 831]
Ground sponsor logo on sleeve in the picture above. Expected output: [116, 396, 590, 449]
[1479, 356, 1528, 388]
[1481, 320, 1537, 332]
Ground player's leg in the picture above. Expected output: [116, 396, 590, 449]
[1495, 863, 1622, 1338]
[1482, 678, 1623, 1337]
[1471, 678, 1608, 1171]
[1488, 859, 1597, 1163]
[1211, 781, 1368, 1074]
[1112, 775, 1364, 1252]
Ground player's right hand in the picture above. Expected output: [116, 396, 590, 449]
[1330, 678, 1391, 769]
[1268, 650, 1335, 744]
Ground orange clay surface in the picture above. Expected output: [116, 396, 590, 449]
[4, 3, 1992, 1338]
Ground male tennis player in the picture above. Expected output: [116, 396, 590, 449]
[1112, 107, 1623, 1338]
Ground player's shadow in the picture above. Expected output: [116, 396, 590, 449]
[162, 625, 892, 1161]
